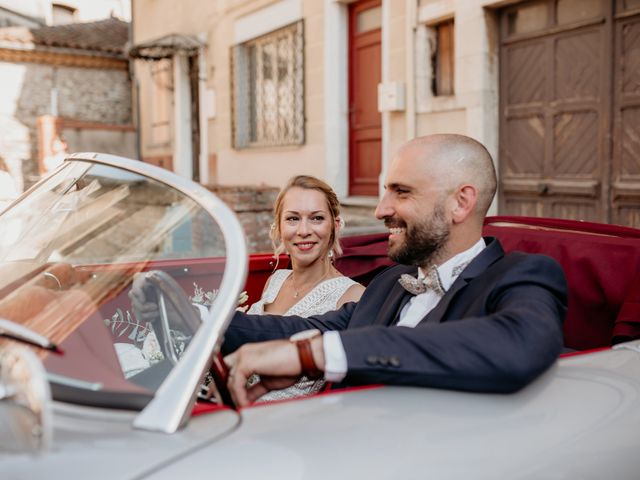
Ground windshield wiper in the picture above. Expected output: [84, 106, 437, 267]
[0, 318, 63, 354]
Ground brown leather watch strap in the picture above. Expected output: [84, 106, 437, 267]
[295, 339, 323, 380]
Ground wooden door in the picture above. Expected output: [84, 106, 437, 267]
[499, 0, 612, 222]
[348, 0, 382, 197]
[611, 2, 640, 227]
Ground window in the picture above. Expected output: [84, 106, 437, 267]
[504, 0, 607, 37]
[507, 2, 548, 35]
[231, 21, 304, 149]
[431, 20, 454, 96]
[622, 0, 640, 11]
[52, 4, 76, 25]
[356, 5, 382, 33]
[557, 0, 603, 25]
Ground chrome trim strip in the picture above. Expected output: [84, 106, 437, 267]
[64, 152, 248, 433]
[612, 340, 640, 354]
[47, 373, 103, 391]
[0, 318, 57, 350]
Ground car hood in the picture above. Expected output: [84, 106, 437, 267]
[3, 348, 640, 479]
[147, 348, 640, 480]
[0, 402, 240, 479]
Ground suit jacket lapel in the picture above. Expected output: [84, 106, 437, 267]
[374, 266, 415, 326]
[421, 237, 504, 325]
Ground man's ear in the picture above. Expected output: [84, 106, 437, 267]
[450, 184, 477, 224]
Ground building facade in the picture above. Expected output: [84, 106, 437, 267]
[0, 1, 134, 194]
[131, 0, 640, 227]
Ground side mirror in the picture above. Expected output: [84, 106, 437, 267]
[0, 345, 52, 453]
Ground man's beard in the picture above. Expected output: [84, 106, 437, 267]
[386, 204, 450, 266]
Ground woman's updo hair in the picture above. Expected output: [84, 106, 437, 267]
[270, 175, 343, 259]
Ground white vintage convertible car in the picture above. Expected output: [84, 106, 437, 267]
[1, 153, 640, 479]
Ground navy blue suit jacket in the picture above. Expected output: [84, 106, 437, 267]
[223, 237, 568, 393]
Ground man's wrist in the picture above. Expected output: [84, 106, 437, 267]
[321, 331, 348, 382]
[290, 329, 324, 379]
[309, 335, 325, 371]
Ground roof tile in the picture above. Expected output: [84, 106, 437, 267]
[0, 17, 129, 56]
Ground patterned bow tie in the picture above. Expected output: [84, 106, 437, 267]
[398, 266, 445, 296]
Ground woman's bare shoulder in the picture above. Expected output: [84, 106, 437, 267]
[336, 281, 365, 308]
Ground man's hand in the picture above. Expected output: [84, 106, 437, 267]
[225, 336, 325, 407]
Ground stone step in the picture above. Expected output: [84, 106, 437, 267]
[340, 196, 386, 237]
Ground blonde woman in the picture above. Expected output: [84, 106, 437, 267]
[247, 175, 364, 400]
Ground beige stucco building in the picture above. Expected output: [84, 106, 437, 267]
[131, 0, 640, 226]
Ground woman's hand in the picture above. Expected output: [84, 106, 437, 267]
[34, 263, 90, 291]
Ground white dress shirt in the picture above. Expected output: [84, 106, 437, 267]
[323, 238, 486, 382]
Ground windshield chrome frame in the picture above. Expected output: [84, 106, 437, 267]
[58, 152, 248, 433]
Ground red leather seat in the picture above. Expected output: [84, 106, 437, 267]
[336, 216, 640, 351]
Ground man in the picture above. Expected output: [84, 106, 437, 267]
[223, 134, 567, 406]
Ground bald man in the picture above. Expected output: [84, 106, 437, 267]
[224, 134, 567, 406]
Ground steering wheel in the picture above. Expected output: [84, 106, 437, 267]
[139, 270, 201, 365]
[210, 352, 236, 408]
[137, 270, 236, 408]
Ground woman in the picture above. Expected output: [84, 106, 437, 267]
[247, 175, 365, 401]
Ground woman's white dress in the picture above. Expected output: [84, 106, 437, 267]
[247, 269, 358, 401]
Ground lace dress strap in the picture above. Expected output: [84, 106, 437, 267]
[246, 269, 292, 315]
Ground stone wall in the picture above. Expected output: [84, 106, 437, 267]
[60, 124, 137, 160]
[53, 67, 132, 123]
[205, 184, 279, 253]
[0, 61, 132, 192]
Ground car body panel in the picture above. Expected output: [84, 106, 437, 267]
[6, 346, 640, 479]
[2, 403, 239, 479]
[143, 346, 640, 479]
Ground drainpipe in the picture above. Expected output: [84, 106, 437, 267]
[379, 0, 391, 196]
[405, 0, 417, 141]
[134, 77, 142, 161]
[129, 4, 142, 161]
[173, 52, 193, 179]
[198, 40, 209, 185]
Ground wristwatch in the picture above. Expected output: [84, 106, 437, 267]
[290, 329, 323, 379]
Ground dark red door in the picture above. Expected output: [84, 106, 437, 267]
[348, 0, 382, 197]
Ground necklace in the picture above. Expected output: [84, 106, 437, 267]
[290, 267, 333, 299]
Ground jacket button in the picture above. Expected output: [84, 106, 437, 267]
[378, 357, 389, 366]
[389, 356, 401, 367]
[366, 355, 378, 365]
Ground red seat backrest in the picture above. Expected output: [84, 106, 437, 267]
[484, 216, 640, 350]
[335, 216, 640, 350]
[336, 232, 395, 286]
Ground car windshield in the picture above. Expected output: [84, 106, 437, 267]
[0, 159, 228, 409]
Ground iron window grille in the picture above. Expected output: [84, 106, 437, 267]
[231, 21, 304, 149]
